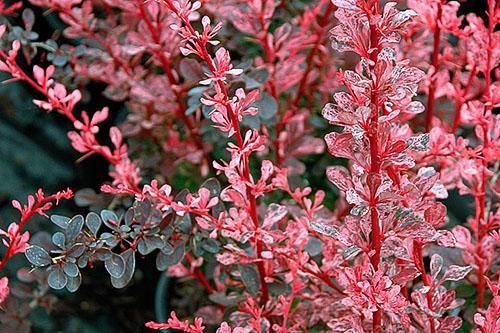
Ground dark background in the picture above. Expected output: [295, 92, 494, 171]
[0, 0, 489, 332]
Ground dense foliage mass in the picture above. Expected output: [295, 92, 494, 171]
[0, 0, 498, 331]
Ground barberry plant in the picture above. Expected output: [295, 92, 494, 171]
[0, 0, 498, 332]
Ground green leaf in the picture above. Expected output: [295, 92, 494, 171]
[156, 241, 185, 271]
[25, 245, 52, 267]
[174, 214, 192, 234]
[22, 9, 35, 30]
[201, 239, 220, 254]
[304, 237, 322, 256]
[85, 212, 102, 236]
[256, 92, 278, 120]
[238, 264, 260, 296]
[343, 246, 361, 260]
[52, 54, 68, 67]
[105, 253, 126, 279]
[66, 215, 84, 242]
[66, 272, 82, 293]
[48, 266, 68, 289]
[110, 249, 135, 288]
[51, 215, 70, 229]
[75, 188, 99, 207]
[133, 199, 152, 224]
[244, 68, 269, 89]
[52, 232, 66, 249]
[63, 261, 79, 278]
[208, 292, 239, 307]
[200, 178, 221, 198]
[100, 210, 119, 229]
[241, 114, 260, 129]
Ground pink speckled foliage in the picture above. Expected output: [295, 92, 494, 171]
[0, 0, 498, 332]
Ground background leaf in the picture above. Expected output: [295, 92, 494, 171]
[237, 264, 260, 296]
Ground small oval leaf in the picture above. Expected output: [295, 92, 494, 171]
[63, 261, 79, 278]
[25, 245, 51, 267]
[110, 249, 135, 288]
[52, 232, 66, 249]
[156, 241, 185, 271]
[304, 237, 322, 257]
[105, 253, 126, 279]
[66, 215, 84, 242]
[50, 215, 70, 229]
[101, 210, 119, 229]
[201, 178, 221, 198]
[66, 272, 82, 293]
[85, 212, 102, 236]
[238, 264, 260, 296]
[48, 267, 68, 290]
[201, 239, 220, 254]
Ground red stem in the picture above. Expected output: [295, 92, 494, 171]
[368, 24, 381, 268]
[164, 4, 270, 304]
[255, 3, 282, 165]
[301, 266, 345, 296]
[475, 0, 495, 310]
[136, 1, 206, 157]
[280, 292, 295, 330]
[475, 1, 494, 309]
[0, 49, 141, 192]
[425, 1, 443, 132]
[0, 247, 12, 272]
[273, 1, 334, 165]
[185, 253, 215, 294]
[452, 66, 476, 133]
[413, 240, 437, 333]
[388, 168, 437, 331]
[256, 3, 278, 99]
[0, 193, 64, 272]
[292, 1, 335, 109]
[367, 3, 383, 329]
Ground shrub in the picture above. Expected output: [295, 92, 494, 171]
[0, 0, 498, 332]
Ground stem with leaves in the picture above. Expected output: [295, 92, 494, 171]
[136, 0, 207, 163]
[367, 4, 383, 330]
[0, 190, 72, 272]
[474, 0, 496, 310]
[292, 1, 335, 109]
[413, 240, 437, 333]
[425, 0, 443, 132]
[160, 0, 270, 305]
[451, 65, 476, 133]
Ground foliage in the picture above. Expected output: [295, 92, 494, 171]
[0, 0, 498, 332]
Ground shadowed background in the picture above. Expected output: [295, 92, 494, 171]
[0, 0, 488, 332]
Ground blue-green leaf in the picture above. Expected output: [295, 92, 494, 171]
[101, 210, 119, 229]
[238, 264, 260, 296]
[86, 212, 101, 236]
[66, 272, 82, 293]
[52, 232, 66, 249]
[25, 245, 51, 267]
[201, 239, 220, 254]
[48, 267, 67, 289]
[66, 215, 84, 242]
[105, 253, 126, 279]
[156, 241, 185, 271]
[110, 249, 135, 288]
[50, 215, 70, 229]
[256, 93, 278, 120]
[63, 261, 79, 278]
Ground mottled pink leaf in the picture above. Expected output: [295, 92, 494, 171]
[442, 265, 472, 282]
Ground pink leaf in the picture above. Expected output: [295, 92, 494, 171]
[442, 265, 472, 282]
